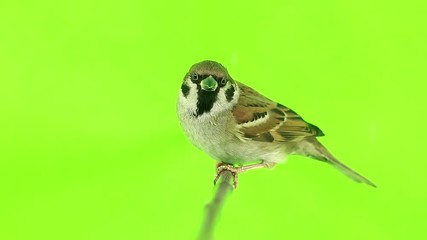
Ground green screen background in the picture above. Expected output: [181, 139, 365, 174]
[1, 0, 426, 239]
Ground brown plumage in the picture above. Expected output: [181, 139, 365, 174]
[230, 82, 376, 187]
[177, 60, 376, 188]
[233, 82, 324, 142]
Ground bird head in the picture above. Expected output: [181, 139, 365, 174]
[179, 60, 239, 117]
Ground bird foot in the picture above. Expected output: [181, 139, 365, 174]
[214, 164, 243, 189]
[213, 162, 273, 188]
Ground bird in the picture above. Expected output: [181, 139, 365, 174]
[177, 60, 376, 188]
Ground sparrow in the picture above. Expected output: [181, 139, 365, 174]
[177, 60, 376, 188]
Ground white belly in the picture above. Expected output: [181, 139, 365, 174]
[177, 109, 288, 166]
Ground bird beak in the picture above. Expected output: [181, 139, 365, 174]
[200, 76, 218, 92]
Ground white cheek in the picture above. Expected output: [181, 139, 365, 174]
[178, 80, 198, 115]
[210, 85, 240, 115]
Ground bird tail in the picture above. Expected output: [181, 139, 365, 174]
[299, 138, 377, 188]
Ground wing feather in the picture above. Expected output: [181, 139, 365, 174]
[232, 82, 324, 142]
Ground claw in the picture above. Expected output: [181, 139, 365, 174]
[213, 162, 271, 188]
[214, 164, 243, 189]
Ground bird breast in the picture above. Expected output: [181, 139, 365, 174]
[177, 109, 287, 166]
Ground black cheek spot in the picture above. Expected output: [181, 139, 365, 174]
[181, 83, 190, 97]
[225, 85, 235, 102]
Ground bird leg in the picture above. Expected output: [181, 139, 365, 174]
[214, 162, 275, 188]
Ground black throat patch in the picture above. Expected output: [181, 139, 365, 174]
[196, 88, 219, 116]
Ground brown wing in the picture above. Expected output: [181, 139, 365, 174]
[232, 82, 324, 142]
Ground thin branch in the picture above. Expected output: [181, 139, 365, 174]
[198, 170, 234, 240]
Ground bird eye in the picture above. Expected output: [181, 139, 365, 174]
[220, 77, 228, 86]
[191, 73, 199, 82]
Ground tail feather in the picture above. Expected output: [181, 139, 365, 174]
[327, 156, 377, 188]
[299, 138, 377, 188]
